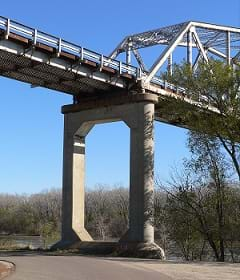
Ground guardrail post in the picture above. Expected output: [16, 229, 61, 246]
[80, 47, 84, 60]
[119, 61, 122, 75]
[33, 29, 37, 45]
[100, 54, 103, 71]
[137, 67, 142, 79]
[57, 38, 62, 57]
[5, 18, 10, 39]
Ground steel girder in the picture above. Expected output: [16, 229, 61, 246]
[110, 21, 240, 85]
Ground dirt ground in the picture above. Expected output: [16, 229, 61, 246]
[117, 260, 240, 280]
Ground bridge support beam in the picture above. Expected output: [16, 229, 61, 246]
[52, 118, 94, 249]
[52, 94, 165, 258]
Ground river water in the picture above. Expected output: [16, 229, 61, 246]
[0, 235, 44, 249]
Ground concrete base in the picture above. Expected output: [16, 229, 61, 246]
[51, 240, 165, 259]
[51, 240, 77, 251]
[51, 241, 118, 255]
[56, 98, 164, 254]
[51, 228, 92, 250]
[116, 242, 165, 259]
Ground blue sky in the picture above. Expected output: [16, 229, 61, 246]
[0, 0, 239, 193]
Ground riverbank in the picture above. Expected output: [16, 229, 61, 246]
[0, 235, 48, 250]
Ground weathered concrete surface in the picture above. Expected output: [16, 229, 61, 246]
[55, 100, 164, 258]
[2, 254, 240, 280]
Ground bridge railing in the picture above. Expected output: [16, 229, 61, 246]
[0, 16, 138, 77]
[0, 16, 187, 97]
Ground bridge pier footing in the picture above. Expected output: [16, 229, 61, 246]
[52, 94, 165, 259]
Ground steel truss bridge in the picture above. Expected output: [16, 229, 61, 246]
[1, 16, 240, 255]
[0, 16, 239, 125]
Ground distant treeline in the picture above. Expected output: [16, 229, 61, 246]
[0, 189, 61, 245]
[0, 183, 240, 262]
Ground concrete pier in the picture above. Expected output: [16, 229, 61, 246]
[53, 94, 165, 258]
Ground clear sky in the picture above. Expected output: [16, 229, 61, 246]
[0, 0, 239, 194]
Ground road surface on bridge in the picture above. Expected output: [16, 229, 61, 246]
[2, 254, 240, 280]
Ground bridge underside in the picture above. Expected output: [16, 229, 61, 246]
[0, 45, 127, 97]
[0, 30, 137, 98]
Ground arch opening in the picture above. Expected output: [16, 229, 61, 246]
[84, 121, 130, 241]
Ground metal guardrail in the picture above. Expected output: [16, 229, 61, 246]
[0, 16, 139, 77]
[0, 16, 183, 94]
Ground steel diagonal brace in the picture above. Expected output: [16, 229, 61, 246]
[207, 47, 227, 59]
[193, 51, 202, 72]
[144, 22, 192, 84]
[109, 37, 129, 59]
[132, 49, 147, 72]
[233, 50, 240, 64]
[193, 47, 229, 72]
[192, 48, 210, 73]
[192, 28, 209, 63]
[204, 32, 224, 49]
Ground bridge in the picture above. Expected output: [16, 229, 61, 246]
[0, 16, 239, 257]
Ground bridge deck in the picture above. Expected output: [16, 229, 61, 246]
[0, 16, 177, 95]
[0, 16, 142, 98]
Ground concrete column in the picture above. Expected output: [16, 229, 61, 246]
[53, 95, 164, 257]
[126, 102, 155, 243]
[54, 115, 92, 248]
